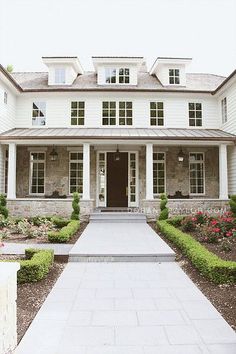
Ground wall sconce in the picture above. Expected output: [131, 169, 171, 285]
[114, 145, 120, 161]
[50, 145, 58, 161]
[177, 148, 184, 162]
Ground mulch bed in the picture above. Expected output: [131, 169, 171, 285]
[149, 222, 236, 330]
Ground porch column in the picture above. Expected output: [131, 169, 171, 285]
[7, 143, 17, 199]
[82, 142, 90, 199]
[219, 144, 228, 199]
[0, 145, 4, 194]
[146, 143, 154, 199]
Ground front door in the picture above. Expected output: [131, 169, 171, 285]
[107, 152, 128, 207]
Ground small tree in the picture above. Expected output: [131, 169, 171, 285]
[158, 193, 169, 220]
[71, 192, 80, 220]
[6, 64, 13, 73]
[0, 194, 8, 218]
[229, 195, 236, 216]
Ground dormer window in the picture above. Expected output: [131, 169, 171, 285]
[55, 68, 66, 84]
[169, 69, 180, 84]
[104, 67, 130, 84]
[105, 68, 116, 83]
[119, 68, 130, 83]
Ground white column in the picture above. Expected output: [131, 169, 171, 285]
[82, 142, 90, 200]
[219, 144, 228, 199]
[0, 145, 4, 194]
[146, 143, 154, 200]
[7, 143, 17, 199]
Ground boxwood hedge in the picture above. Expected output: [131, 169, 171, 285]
[48, 220, 80, 243]
[157, 219, 236, 284]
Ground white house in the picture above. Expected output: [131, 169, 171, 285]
[0, 56, 235, 219]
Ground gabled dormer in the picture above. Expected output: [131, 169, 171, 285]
[42, 57, 84, 85]
[150, 57, 192, 87]
[92, 56, 145, 85]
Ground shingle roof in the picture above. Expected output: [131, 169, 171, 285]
[10, 71, 225, 92]
[0, 127, 235, 141]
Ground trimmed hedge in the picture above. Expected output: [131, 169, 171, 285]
[4, 248, 54, 283]
[157, 220, 236, 284]
[158, 193, 169, 220]
[48, 220, 80, 243]
[52, 216, 70, 228]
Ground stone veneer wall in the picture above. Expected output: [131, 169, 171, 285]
[0, 263, 20, 354]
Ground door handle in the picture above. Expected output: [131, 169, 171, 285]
[126, 187, 128, 196]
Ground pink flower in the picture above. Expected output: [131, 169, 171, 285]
[211, 220, 218, 226]
[191, 217, 197, 222]
[212, 228, 221, 233]
[226, 232, 232, 237]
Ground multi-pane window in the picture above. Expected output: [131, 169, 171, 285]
[119, 102, 132, 125]
[129, 153, 136, 203]
[169, 69, 180, 84]
[105, 68, 116, 83]
[153, 152, 165, 194]
[4, 150, 8, 194]
[150, 102, 164, 126]
[55, 68, 66, 84]
[30, 152, 45, 194]
[189, 153, 205, 194]
[221, 97, 227, 123]
[119, 68, 130, 84]
[189, 103, 202, 127]
[69, 152, 83, 194]
[102, 101, 116, 125]
[4, 91, 7, 104]
[98, 153, 106, 205]
[71, 101, 85, 125]
[32, 102, 46, 126]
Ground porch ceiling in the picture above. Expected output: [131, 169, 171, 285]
[0, 127, 235, 142]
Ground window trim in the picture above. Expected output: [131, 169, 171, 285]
[32, 101, 46, 126]
[221, 97, 227, 124]
[104, 67, 130, 85]
[4, 91, 8, 104]
[70, 101, 85, 126]
[29, 151, 46, 196]
[169, 68, 180, 85]
[101, 101, 133, 126]
[188, 102, 203, 127]
[189, 152, 205, 196]
[153, 151, 166, 196]
[55, 68, 66, 84]
[150, 101, 165, 126]
[69, 151, 83, 196]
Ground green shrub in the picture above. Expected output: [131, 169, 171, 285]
[71, 192, 80, 220]
[52, 216, 70, 228]
[168, 215, 184, 227]
[0, 249, 54, 283]
[48, 220, 80, 243]
[157, 220, 236, 284]
[158, 193, 169, 220]
[229, 195, 236, 216]
[0, 194, 8, 218]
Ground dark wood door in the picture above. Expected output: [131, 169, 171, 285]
[107, 152, 128, 207]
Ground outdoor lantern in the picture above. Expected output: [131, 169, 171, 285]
[177, 148, 184, 162]
[114, 146, 120, 161]
[50, 146, 58, 161]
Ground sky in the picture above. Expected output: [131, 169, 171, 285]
[0, 0, 235, 76]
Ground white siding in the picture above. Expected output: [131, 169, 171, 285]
[0, 82, 16, 133]
[15, 92, 220, 129]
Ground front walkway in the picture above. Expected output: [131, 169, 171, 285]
[15, 223, 236, 354]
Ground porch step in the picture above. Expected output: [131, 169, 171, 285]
[90, 212, 146, 223]
[69, 254, 175, 262]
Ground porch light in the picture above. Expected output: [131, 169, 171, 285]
[50, 146, 58, 161]
[114, 146, 120, 161]
[177, 148, 184, 162]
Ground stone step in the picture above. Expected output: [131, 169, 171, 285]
[90, 212, 146, 223]
[69, 254, 175, 262]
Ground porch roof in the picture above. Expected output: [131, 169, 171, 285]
[0, 128, 235, 142]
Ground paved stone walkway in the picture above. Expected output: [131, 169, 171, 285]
[15, 262, 236, 354]
[2, 242, 72, 256]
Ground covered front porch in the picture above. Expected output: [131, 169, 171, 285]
[0, 127, 234, 219]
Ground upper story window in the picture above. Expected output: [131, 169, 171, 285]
[102, 101, 133, 125]
[150, 102, 164, 126]
[119, 68, 130, 83]
[221, 97, 227, 124]
[32, 102, 46, 126]
[189, 102, 202, 127]
[102, 101, 116, 125]
[71, 101, 85, 125]
[169, 69, 180, 84]
[55, 68, 66, 84]
[119, 101, 132, 125]
[105, 68, 116, 83]
[4, 91, 8, 104]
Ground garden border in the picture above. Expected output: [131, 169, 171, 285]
[48, 220, 80, 243]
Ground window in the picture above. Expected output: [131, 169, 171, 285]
[189, 153, 205, 194]
[129, 153, 137, 203]
[69, 152, 83, 194]
[30, 152, 45, 194]
[32, 102, 46, 126]
[102, 101, 116, 125]
[55, 68, 66, 84]
[119, 101, 132, 125]
[153, 152, 165, 194]
[4, 91, 7, 104]
[221, 97, 227, 123]
[189, 103, 202, 127]
[150, 102, 164, 126]
[169, 69, 180, 84]
[98, 152, 106, 205]
[71, 101, 85, 125]
[4, 150, 8, 194]
[119, 68, 130, 84]
[105, 68, 116, 83]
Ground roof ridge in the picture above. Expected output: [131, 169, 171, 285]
[187, 72, 226, 78]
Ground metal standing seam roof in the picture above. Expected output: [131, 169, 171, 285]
[0, 128, 235, 141]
